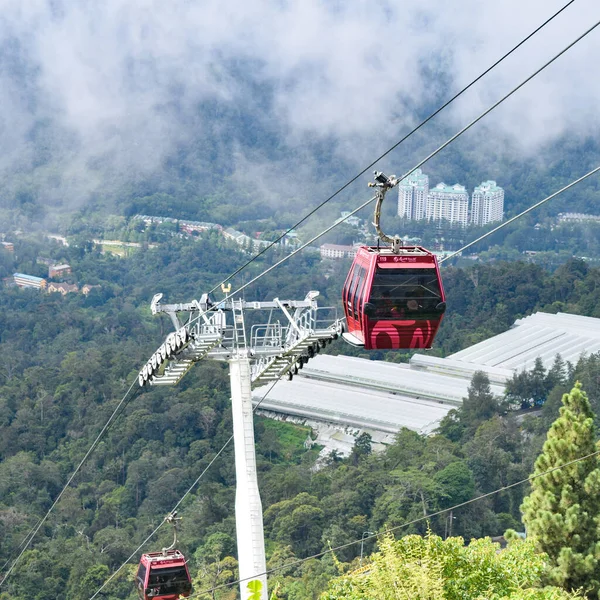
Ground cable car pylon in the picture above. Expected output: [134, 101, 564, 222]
[138, 291, 343, 600]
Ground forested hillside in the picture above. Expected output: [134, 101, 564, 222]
[2, 2, 600, 598]
[1, 231, 600, 599]
[4, 122, 600, 244]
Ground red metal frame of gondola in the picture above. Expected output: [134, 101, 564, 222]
[136, 549, 192, 600]
[343, 245, 446, 350]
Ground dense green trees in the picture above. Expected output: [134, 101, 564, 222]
[521, 383, 600, 596]
[437, 371, 503, 443]
[4, 229, 600, 598]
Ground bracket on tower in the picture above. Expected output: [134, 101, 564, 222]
[138, 291, 344, 388]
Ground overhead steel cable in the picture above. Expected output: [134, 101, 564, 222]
[4, 2, 589, 593]
[0, 378, 141, 589]
[89, 377, 282, 600]
[88, 438, 234, 600]
[208, 0, 577, 296]
[190, 448, 600, 599]
[438, 164, 600, 264]
[0, 522, 41, 574]
[214, 15, 600, 306]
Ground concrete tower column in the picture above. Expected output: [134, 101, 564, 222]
[229, 356, 268, 600]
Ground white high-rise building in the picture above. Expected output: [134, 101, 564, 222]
[426, 183, 469, 226]
[471, 181, 504, 226]
[397, 168, 429, 220]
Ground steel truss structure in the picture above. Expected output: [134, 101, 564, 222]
[138, 290, 344, 389]
[137, 289, 343, 600]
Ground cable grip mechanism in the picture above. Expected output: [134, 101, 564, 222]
[368, 171, 402, 253]
[162, 511, 182, 555]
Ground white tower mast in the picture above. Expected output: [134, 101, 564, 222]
[139, 291, 343, 600]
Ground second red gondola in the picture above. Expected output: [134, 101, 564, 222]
[136, 549, 192, 600]
[342, 245, 446, 350]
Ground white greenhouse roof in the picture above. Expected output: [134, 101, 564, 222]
[253, 374, 452, 435]
[298, 355, 505, 405]
[254, 312, 600, 437]
[448, 312, 600, 371]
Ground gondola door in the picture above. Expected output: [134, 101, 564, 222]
[342, 262, 360, 343]
[342, 254, 371, 346]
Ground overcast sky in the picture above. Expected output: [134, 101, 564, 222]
[0, 0, 599, 208]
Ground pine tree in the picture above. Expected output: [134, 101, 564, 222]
[547, 354, 567, 389]
[529, 357, 550, 406]
[461, 371, 499, 433]
[521, 382, 600, 596]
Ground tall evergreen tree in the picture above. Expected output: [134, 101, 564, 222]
[521, 382, 600, 596]
[529, 357, 550, 406]
[547, 354, 568, 389]
[461, 371, 499, 434]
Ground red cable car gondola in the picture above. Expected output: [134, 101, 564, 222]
[136, 512, 192, 600]
[136, 550, 192, 600]
[342, 172, 446, 350]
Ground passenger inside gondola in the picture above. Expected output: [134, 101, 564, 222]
[376, 290, 399, 316]
[147, 566, 192, 597]
[369, 267, 443, 320]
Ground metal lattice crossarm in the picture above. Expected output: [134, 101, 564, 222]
[138, 291, 344, 389]
[137, 289, 344, 600]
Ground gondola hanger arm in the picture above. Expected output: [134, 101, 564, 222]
[369, 171, 402, 253]
[162, 511, 182, 555]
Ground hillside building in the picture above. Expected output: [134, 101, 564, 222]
[319, 244, 357, 259]
[471, 181, 504, 226]
[82, 284, 101, 295]
[49, 264, 72, 278]
[47, 282, 79, 295]
[223, 227, 272, 251]
[338, 211, 361, 228]
[1, 241, 14, 252]
[558, 213, 600, 224]
[13, 273, 46, 290]
[397, 168, 429, 220]
[426, 183, 469, 226]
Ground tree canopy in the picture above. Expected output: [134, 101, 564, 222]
[521, 383, 600, 596]
[321, 532, 582, 600]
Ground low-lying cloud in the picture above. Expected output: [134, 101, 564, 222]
[0, 0, 598, 214]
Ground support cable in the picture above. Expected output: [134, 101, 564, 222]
[192, 448, 600, 599]
[0, 379, 141, 588]
[209, 0, 577, 296]
[2, 1, 590, 591]
[0, 521, 41, 574]
[218, 14, 600, 304]
[89, 377, 281, 600]
[438, 164, 600, 264]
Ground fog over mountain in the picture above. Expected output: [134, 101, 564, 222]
[1, 0, 599, 217]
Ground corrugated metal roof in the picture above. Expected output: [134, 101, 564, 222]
[300, 355, 505, 404]
[254, 354, 503, 435]
[253, 376, 451, 435]
[14, 273, 45, 283]
[449, 312, 600, 370]
[409, 354, 512, 385]
[254, 312, 600, 436]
